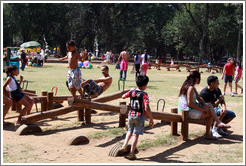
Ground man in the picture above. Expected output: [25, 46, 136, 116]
[20, 49, 27, 71]
[117, 47, 130, 81]
[221, 57, 235, 96]
[200, 75, 236, 138]
[81, 65, 112, 97]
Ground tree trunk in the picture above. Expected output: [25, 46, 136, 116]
[236, 22, 242, 62]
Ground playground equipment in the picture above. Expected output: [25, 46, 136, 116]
[118, 78, 125, 91]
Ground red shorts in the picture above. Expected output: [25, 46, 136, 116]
[120, 60, 128, 71]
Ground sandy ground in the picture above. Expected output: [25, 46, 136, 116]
[2, 100, 243, 164]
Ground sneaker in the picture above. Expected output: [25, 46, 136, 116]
[230, 93, 234, 97]
[218, 128, 229, 136]
[212, 130, 222, 138]
[233, 92, 238, 95]
[222, 92, 225, 96]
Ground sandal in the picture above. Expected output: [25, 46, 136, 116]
[125, 153, 137, 160]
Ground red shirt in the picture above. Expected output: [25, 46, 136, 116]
[224, 63, 235, 75]
[124, 90, 149, 117]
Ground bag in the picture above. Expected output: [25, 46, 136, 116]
[115, 63, 120, 70]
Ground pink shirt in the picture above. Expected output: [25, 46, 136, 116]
[236, 66, 242, 78]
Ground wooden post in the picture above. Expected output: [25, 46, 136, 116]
[119, 102, 127, 127]
[171, 108, 178, 136]
[47, 92, 54, 110]
[42, 91, 48, 112]
[77, 108, 84, 122]
[181, 110, 189, 141]
[85, 98, 91, 124]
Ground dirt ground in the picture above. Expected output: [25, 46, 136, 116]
[2, 98, 244, 164]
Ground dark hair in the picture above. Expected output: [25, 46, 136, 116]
[179, 71, 201, 97]
[228, 57, 234, 62]
[123, 47, 127, 51]
[5, 65, 18, 76]
[144, 53, 148, 62]
[66, 40, 76, 46]
[236, 62, 242, 69]
[102, 65, 109, 70]
[136, 75, 149, 87]
[135, 51, 140, 61]
[207, 75, 218, 86]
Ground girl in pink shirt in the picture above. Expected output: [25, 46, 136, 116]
[234, 62, 243, 94]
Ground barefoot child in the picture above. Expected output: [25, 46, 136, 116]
[60, 40, 84, 99]
[120, 75, 154, 160]
[3, 65, 34, 125]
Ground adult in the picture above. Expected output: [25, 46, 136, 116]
[117, 47, 130, 81]
[20, 49, 27, 71]
[178, 71, 230, 140]
[200, 76, 236, 138]
[81, 65, 112, 97]
[221, 57, 235, 96]
[134, 51, 141, 78]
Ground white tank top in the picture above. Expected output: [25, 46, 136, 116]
[7, 76, 18, 91]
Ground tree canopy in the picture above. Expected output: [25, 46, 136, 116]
[3, 3, 243, 63]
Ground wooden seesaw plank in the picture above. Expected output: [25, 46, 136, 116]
[93, 89, 130, 103]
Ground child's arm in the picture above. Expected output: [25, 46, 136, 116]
[3, 77, 12, 91]
[122, 90, 131, 99]
[221, 65, 226, 80]
[59, 55, 68, 61]
[19, 75, 23, 85]
[145, 103, 154, 128]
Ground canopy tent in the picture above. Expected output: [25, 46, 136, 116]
[20, 41, 41, 48]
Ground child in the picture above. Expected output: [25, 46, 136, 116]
[3, 65, 34, 125]
[3, 90, 13, 126]
[60, 40, 84, 99]
[233, 62, 243, 94]
[140, 53, 149, 76]
[221, 57, 235, 96]
[120, 75, 154, 160]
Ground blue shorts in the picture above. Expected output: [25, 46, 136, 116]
[214, 107, 236, 122]
[10, 89, 25, 102]
[128, 116, 145, 135]
[224, 75, 233, 83]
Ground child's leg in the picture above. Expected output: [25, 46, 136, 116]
[18, 95, 32, 123]
[78, 88, 83, 99]
[24, 95, 34, 115]
[130, 134, 139, 155]
[122, 131, 132, 149]
[223, 83, 227, 94]
[3, 95, 13, 120]
[235, 81, 238, 93]
[229, 82, 233, 94]
[70, 88, 77, 98]
[123, 70, 127, 80]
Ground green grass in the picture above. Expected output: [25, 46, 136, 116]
[138, 134, 178, 150]
[87, 127, 126, 139]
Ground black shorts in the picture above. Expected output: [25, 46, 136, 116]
[224, 75, 233, 83]
[10, 90, 25, 102]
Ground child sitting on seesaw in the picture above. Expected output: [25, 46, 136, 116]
[3, 65, 34, 125]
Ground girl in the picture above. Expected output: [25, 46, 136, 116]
[134, 51, 141, 78]
[233, 62, 243, 94]
[3, 65, 34, 125]
[178, 71, 230, 139]
[140, 52, 149, 76]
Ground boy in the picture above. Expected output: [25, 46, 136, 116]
[60, 40, 84, 99]
[221, 57, 235, 96]
[120, 75, 154, 160]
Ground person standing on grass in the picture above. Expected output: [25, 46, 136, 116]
[233, 62, 243, 95]
[178, 71, 230, 140]
[134, 51, 141, 78]
[3, 65, 34, 125]
[59, 40, 85, 99]
[20, 49, 27, 71]
[119, 75, 154, 160]
[221, 57, 235, 96]
[117, 47, 130, 81]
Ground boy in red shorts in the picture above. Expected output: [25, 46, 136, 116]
[221, 57, 235, 96]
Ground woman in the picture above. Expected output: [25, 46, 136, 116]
[178, 71, 230, 139]
[3, 65, 34, 125]
[140, 52, 149, 76]
[134, 51, 141, 78]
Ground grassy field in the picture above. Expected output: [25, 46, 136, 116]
[2, 62, 244, 163]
